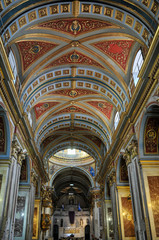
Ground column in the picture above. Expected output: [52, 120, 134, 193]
[2, 140, 25, 240]
[123, 139, 147, 240]
[91, 188, 101, 239]
[108, 171, 120, 240]
[25, 170, 37, 240]
[41, 186, 53, 239]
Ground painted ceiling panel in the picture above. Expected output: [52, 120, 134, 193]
[17, 41, 58, 72]
[86, 101, 113, 120]
[48, 88, 99, 98]
[51, 105, 93, 116]
[93, 40, 134, 71]
[33, 102, 60, 120]
[31, 18, 118, 36]
[44, 51, 104, 69]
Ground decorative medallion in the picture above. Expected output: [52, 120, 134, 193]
[49, 88, 98, 98]
[87, 101, 113, 120]
[17, 41, 57, 72]
[0, 116, 5, 153]
[45, 51, 104, 69]
[34, 102, 59, 120]
[144, 117, 159, 154]
[32, 18, 115, 36]
[52, 105, 92, 116]
[93, 40, 134, 71]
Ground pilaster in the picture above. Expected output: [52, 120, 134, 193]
[123, 139, 147, 240]
[2, 139, 26, 240]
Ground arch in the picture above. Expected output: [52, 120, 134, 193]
[139, 103, 159, 160]
[50, 166, 94, 188]
[0, 104, 11, 159]
[116, 155, 129, 186]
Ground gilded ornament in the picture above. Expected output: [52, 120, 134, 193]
[28, 11, 37, 22]
[38, 7, 47, 18]
[104, 7, 113, 17]
[17, 150, 26, 166]
[50, 5, 59, 14]
[11, 140, 21, 159]
[151, 1, 158, 15]
[142, 0, 150, 7]
[4, 30, 10, 42]
[18, 16, 27, 27]
[125, 15, 134, 27]
[10, 22, 18, 35]
[73, 1, 79, 17]
[61, 4, 70, 13]
[115, 11, 124, 21]
[123, 149, 131, 166]
[93, 5, 102, 14]
[41, 214, 51, 231]
[142, 29, 149, 41]
[134, 21, 142, 33]
[4, 0, 12, 7]
[31, 170, 37, 187]
[82, 4, 91, 13]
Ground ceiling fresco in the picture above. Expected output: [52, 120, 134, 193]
[1, 0, 158, 178]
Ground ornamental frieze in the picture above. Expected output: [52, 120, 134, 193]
[32, 18, 115, 36]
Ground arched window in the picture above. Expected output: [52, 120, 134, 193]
[8, 50, 17, 83]
[114, 111, 120, 130]
[28, 112, 32, 127]
[132, 49, 144, 86]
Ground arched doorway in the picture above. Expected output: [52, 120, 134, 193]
[85, 224, 90, 240]
[53, 224, 59, 240]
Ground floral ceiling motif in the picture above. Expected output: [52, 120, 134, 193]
[93, 40, 134, 71]
[49, 88, 99, 98]
[17, 41, 57, 72]
[87, 101, 113, 120]
[45, 51, 104, 69]
[32, 18, 114, 36]
[52, 105, 92, 116]
[33, 102, 60, 119]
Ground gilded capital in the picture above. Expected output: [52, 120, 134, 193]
[130, 140, 138, 159]
[11, 139, 21, 159]
[124, 139, 138, 165]
[108, 171, 116, 187]
[123, 148, 131, 166]
[17, 150, 26, 165]
[31, 170, 37, 187]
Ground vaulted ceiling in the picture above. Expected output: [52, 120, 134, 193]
[1, 0, 158, 171]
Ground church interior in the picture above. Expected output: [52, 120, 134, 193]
[0, 0, 158, 239]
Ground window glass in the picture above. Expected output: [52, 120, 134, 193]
[114, 111, 120, 130]
[132, 50, 143, 86]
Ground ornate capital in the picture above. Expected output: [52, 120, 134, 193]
[108, 170, 116, 187]
[130, 140, 138, 159]
[123, 148, 131, 166]
[31, 170, 37, 187]
[41, 213, 51, 231]
[41, 185, 53, 209]
[90, 187, 101, 200]
[11, 139, 21, 159]
[17, 150, 26, 165]
[123, 139, 138, 165]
